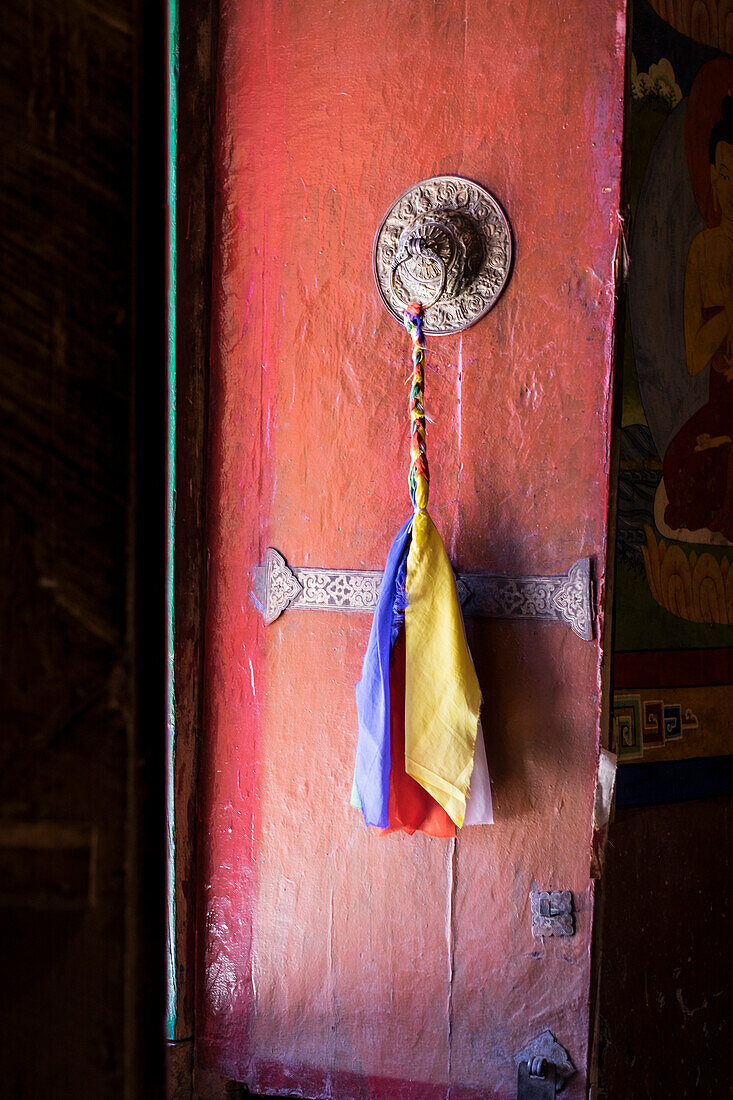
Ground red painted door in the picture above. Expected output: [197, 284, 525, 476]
[197, 3, 626, 1097]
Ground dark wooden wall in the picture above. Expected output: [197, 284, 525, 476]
[0, 0, 167, 1095]
[598, 798, 733, 1098]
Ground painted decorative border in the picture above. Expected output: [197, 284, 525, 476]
[613, 692, 698, 761]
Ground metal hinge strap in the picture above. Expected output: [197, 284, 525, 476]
[253, 548, 593, 640]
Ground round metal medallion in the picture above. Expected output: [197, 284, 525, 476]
[373, 175, 512, 336]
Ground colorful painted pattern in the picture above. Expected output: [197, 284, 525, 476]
[613, 692, 698, 760]
[643, 525, 733, 625]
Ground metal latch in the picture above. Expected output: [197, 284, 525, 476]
[517, 1058, 557, 1099]
[514, 1030, 575, 1093]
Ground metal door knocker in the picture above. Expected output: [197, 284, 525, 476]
[373, 175, 512, 335]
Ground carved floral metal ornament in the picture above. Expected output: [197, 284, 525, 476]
[254, 549, 593, 640]
[373, 175, 512, 335]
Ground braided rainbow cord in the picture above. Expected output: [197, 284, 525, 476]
[403, 301, 429, 513]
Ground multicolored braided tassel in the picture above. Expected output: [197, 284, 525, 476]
[403, 301, 429, 513]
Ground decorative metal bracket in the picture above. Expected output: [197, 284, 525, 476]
[253, 550, 593, 640]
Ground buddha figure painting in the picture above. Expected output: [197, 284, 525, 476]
[661, 93, 733, 542]
[627, 56, 733, 626]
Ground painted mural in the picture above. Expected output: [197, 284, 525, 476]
[614, 0, 733, 763]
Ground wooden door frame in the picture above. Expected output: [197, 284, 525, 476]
[167, 0, 218, 1091]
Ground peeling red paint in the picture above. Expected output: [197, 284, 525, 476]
[198, 1, 626, 1096]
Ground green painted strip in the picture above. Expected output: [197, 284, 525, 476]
[166, 0, 179, 1042]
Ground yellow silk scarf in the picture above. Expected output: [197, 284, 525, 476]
[404, 511, 482, 827]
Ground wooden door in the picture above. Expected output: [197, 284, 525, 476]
[196, 3, 626, 1097]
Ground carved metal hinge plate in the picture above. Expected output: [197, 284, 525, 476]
[253, 550, 593, 640]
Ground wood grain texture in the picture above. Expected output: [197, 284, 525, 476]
[168, 1039, 194, 1100]
[0, 0, 166, 1094]
[599, 800, 733, 1098]
[0, 0, 132, 1090]
[173, 0, 218, 1044]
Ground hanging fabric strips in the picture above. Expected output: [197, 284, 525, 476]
[352, 302, 493, 835]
